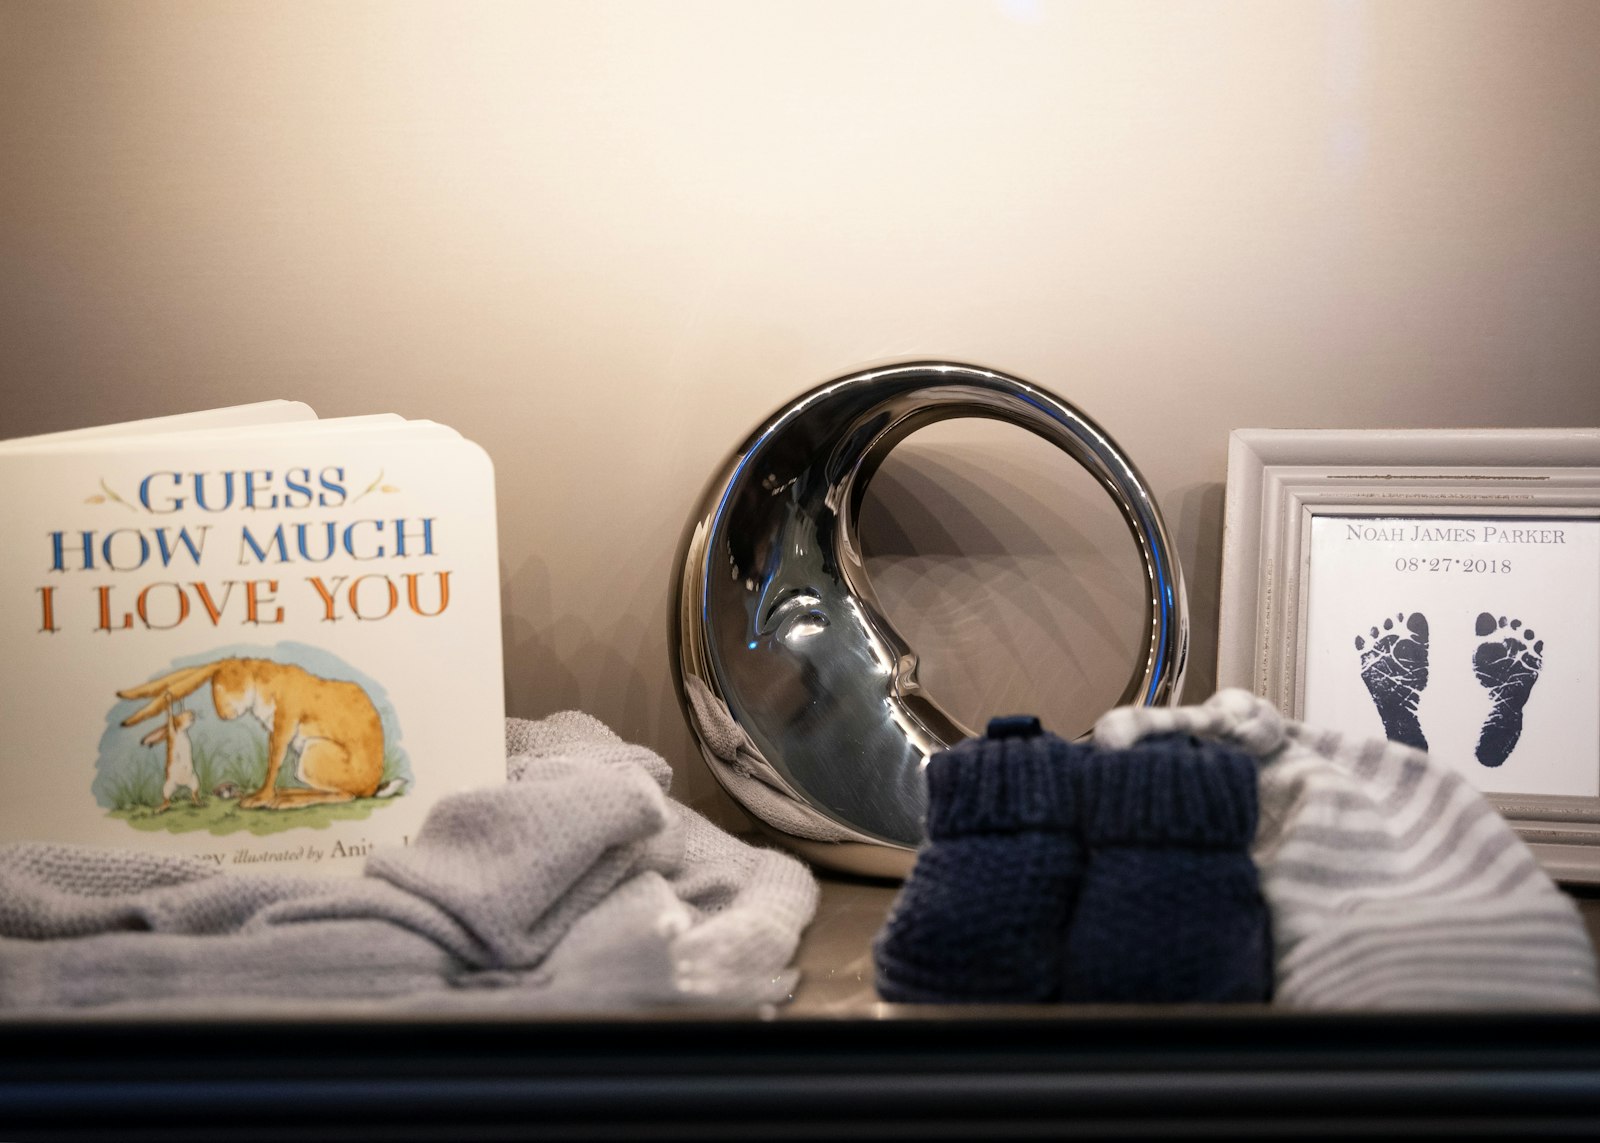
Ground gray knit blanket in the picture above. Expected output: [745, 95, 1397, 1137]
[0, 712, 819, 1015]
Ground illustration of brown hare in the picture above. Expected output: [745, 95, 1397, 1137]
[119, 658, 401, 810]
[141, 691, 201, 813]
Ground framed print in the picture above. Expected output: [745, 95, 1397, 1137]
[1219, 428, 1600, 883]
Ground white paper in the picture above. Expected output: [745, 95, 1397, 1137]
[1302, 515, 1600, 796]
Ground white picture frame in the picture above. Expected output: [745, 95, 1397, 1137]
[1219, 428, 1600, 884]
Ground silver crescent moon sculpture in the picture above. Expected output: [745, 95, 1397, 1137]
[671, 362, 1188, 877]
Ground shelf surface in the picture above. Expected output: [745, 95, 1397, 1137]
[4, 877, 1600, 1139]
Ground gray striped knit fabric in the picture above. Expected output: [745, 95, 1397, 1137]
[1094, 689, 1599, 1010]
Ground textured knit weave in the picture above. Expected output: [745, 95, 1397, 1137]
[0, 713, 818, 1015]
[873, 717, 1084, 1003]
[1062, 733, 1271, 1003]
[1094, 689, 1599, 1010]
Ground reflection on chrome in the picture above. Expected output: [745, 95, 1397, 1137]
[671, 362, 1188, 876]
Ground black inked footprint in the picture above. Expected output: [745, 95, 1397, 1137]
[1472, 613, 1544, 767]
[1355, 611, 1430, 751]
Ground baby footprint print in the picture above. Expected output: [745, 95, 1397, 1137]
[1472, 613, 1544, 768]
[1354, 612, 1430, 751]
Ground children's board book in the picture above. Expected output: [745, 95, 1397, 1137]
[0, 402, 505, 874]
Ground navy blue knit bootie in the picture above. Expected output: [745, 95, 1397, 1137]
[873, 716, 1084, 1003]
[1061, 733, 1271, 1003]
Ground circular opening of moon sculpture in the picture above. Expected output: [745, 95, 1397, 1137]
[858, 418, 1149, 744]
[671, 362, 1187, 877]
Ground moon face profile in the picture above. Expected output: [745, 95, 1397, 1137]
[672, 362, 1187, 874]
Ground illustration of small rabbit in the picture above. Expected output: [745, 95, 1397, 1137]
[140, 691, 201, 813]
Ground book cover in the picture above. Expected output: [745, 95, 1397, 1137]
[0, 407, 505, 873]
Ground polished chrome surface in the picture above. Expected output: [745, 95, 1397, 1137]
[672, 362, 1187, 872]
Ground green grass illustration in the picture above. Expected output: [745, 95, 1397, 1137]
[193, 735, 268, 796]
[102, 735, 408, 835]
[101, 736, 273, 812]
[110, 795, 397, 836]
[97, 764, 164, 812]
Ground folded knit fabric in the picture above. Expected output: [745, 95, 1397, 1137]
[1095, 689, 1599, 1010]
[0, 713, 819, 1015]
[1062, 732, 1271, 1003]
[874, 716, 1083, 1003]
[874, 718, 1270, 1005]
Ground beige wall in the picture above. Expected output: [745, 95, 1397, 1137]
[4, 1, 1599, 824]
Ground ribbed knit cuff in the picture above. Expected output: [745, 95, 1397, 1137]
[924, 731, 1080, 840]
[1074, 733, 1258, 849]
